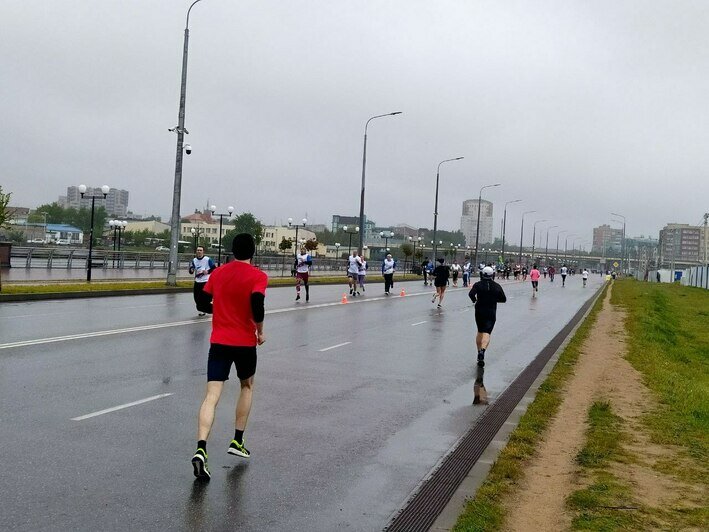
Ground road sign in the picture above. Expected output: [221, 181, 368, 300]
[613, 261, 619, 267]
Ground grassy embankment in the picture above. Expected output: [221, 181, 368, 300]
[566, 281, 708, 529]
[451, 284, 609, 531]
[0, 274, 420, 295]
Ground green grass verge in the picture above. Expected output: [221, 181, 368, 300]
[567, 402, 640, 530]
[451, 284, 609, 532]
[0, 274, 421, 295]
[610, 281, 708, 465]
[565, 280, 709, 531]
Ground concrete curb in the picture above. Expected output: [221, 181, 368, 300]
[428, 283, 607, 531]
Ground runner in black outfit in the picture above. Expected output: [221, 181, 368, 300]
[468, 266, 507, 368]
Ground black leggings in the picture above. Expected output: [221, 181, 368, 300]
[384, 273, 394, 293]
[193, 282, 213, 314]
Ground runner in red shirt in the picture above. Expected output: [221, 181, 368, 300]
[191, 233, 267, 480]
[529, 263, 541, 297]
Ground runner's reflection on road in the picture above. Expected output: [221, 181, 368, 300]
[473, 365, 488, 405]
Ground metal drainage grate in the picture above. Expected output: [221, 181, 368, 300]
[385, 286, 602, 532]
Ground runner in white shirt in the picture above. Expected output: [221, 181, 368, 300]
[295, 247, 311, 302]
[189, 246, 216, 316]
[450, 259, 462, 287]
[582, 268, 589, 287]
[358, 254, 367, 293]
[462, 259, 471, 287]
[560, 264, 568, 287]
[347, 252, 362, 297]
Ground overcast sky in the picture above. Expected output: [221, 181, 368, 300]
[2, 1, 708, 246]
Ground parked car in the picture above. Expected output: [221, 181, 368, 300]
[155, 246, 170, 252]
[27, 238, 46, 244]
[56, 239, 70, 245]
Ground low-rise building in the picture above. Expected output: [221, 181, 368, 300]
[259, 225, 317, 254]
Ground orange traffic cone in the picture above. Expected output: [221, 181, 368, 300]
[341, 293, 348, 304]
[400, 288, 406, 296]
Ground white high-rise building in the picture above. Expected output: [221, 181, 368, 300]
[460, 199, 493, 247]
[61, 186, 129, 217]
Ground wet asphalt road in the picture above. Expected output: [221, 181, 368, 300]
[0, 274, 604, 531]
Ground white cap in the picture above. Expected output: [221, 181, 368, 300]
[482, 266, 494, 277]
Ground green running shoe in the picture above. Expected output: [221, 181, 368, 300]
[191, 448, 211, 480]
[227, 439, 250, 458]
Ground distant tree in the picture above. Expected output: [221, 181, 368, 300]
[400, 242, 413, 260]
[303, 239, 319, 252]
[223, 212, 264, 249]
[0, 186, 11, 291]
[0, 186, 11, 231]
[278, 237, 293, 253]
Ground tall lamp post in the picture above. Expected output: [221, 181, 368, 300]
[334, 242, 341, 260]
[473, 183, 501, 267]
[288, 217, 307, 260]
[109, 220, 127, 268]
[343, 225, 359, 257]
[501, 199, 521, 266]
[531, 219, 547, 264]
[167, 0, 206, 287]
[544, 225, 558, 266]
[432, 157, 464, 261]
[611, 212, 626, 275]
[79, 184, 109, 282]
[518, 210, 536, 266]
[211, 204, 234, 266]
[564, 233, 576, 264]
[555, 230, 567, 264]
[358, 111, 402, 254]
[190, 225, 204, 253]
[379, 231, 394, 254]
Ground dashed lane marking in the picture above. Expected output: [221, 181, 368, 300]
[71, 393, 173, 421]
[318, 341, 352, 352]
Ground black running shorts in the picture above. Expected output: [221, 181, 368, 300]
[207, 344, 257, 381]
[532, 281, 538, 288]
[475, 310, 497, 334]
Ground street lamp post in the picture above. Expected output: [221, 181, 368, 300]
[556, 230, 567, 264]
[288, 217, 308, 261]
[531, 219, 547, 264]
[518, 210, 536, 266]
[432, 157, 464, 261]
[473, 183, 501, 267]
[501, 199, 521, 266]
[210, 205, 234, 266]
[343, 225, 359, 257]
[564, 234, 576, 264]
[544, 225, 558, 266]
[334, 242, 341, 260]
[379, 231, 394, 255]
[167, 0, 206, 287]
[109, 220, 127, 268]
[611, 212, 626, 275]
[79, 184, 109, 282]
[190, 225, 204, 253]
[358, 111, 402, 254]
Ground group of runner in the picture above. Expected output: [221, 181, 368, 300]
[187, 237, 592, 481]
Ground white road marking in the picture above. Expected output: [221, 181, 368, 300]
[318, 341, 352, 352]
[411, 321, 427, 326]
[0, 319, 204, 350]
[71, 393, 173, 421]
[0, 286, 469, 351]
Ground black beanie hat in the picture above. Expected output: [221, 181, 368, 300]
[232, 233, 256, 260]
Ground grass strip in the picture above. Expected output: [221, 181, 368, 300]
[567, 402, 640, 530]
[1, 274, 421, 296]
[610, 281, 708, 465]
[452, 284, 609, 532]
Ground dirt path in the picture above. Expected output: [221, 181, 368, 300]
[501, 285, 701, 531]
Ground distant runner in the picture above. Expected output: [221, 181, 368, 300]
[358, 253, 367, 293]
[450, 259, 462, 287]
[530, 263, 541, 296]
[431, 258, 450, 308]
[560, 264, 568, 287]
[382, 253, 396, 295]
[348, 251, 362, 297]
[548, 265, 556, 282]
[582, 268, 589, 287]
[188, 246, 215, 316]
[295, 247, 311, 302]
